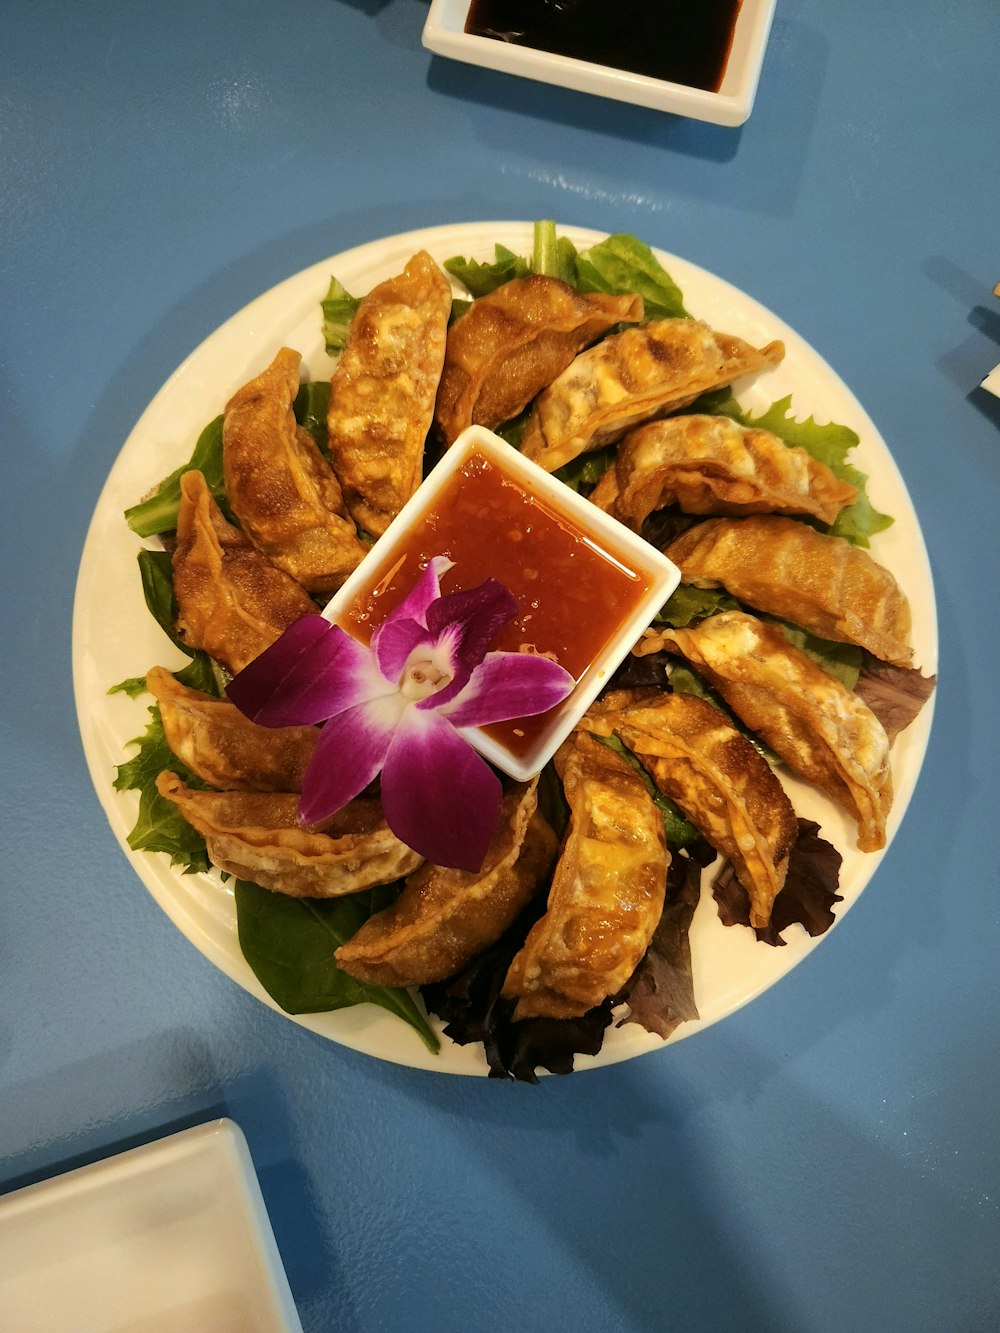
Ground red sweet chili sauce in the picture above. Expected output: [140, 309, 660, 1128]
[338, 450, 652, 759]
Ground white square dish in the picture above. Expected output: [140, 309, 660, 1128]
[0, 1120, 302, 1333]
[422, 0, 777, 127]
[324, 425, 680, 781]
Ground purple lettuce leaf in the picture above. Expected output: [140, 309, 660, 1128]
[421, 893, 613, 1083]
[854, 655, 937, 743]
[712, 819, 844, 946]
[621, 852, 702, 1040]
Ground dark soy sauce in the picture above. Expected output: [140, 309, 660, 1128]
[465, 0, 743, 93]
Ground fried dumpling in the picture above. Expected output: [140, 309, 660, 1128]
[147, 666, 318, 792]
[327, 250, 451, 538]
[334, 781, 557, 988]
[666, 515, 913, 665]
[519, 318, 784, 473]
[638, 613, 893, 851]
[156, 772, 423, 897]
[597, 413, 858, 529]
[611, 693, 798, 929]
[172, 470, 316, 675]
[502, 733, 669, 1021]
[434, 276, 643, 445]
[223, 347, 366, 594]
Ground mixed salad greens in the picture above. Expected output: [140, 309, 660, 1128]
[113, 221, 904, 1077]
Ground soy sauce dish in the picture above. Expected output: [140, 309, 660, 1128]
[422, 0, 778, 126]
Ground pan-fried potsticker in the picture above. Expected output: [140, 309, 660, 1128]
[146, 666, 318, 793]
[335, 781, 557, 988]
[592, 413, 858, 529]
[223, 347, 366, 594]
[172, 470, 316, 676]
[155, 773, 423, 897]
[666, 515, 913, 666]
[327, 250, 451, 538]
[502, 733, 669, 1021]
[637, 613, 893, 851]
[609, 693, 798, 929]
[519, 318, 784, 474]
[433, 275, 643, 445]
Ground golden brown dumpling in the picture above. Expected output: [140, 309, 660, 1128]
[666, 515, 913, 665]
[638, 613, 893, 851]
[172, 470, 316, 676]
[327, 250, 451, 537]
[334, 782, 557, 988]
[502, 733, 669, 1021]
[598, 414, 858, 529]
[147, 666, 318, 792]
[612, 693, 798, 929]
[519, 318, 784, 473]
[223, 347, 366, 594]
[156, 772, 422, 897]
[434, 276, 643, 445]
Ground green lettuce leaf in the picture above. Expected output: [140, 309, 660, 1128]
[234, 879, 440, 1052]
[575, 233, 689, 321]
[125, 416, 228, 538]
[444, 244, 531, 298]
[654, 584, 739, 627]
[695, 389, 893, 547]
[321, 276, 360, 354]
[592, 734, 702, 848]
[114, 704, 211, 874]
[531, 219, 579, 285]
[553, 444, 616, 493]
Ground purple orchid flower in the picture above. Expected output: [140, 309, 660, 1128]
[227, 557, 574, 872]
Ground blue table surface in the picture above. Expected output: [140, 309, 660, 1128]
[3, 2, 999, 1329]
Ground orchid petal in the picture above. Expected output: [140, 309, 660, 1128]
[228, 616, 391, 727]
[382, 555, 454, 631]
[420, 579, 518, 709]
[297, 693, 406, 825]
[380, 709, 502, 872]
[438, 651, 576, 729]
[371, 615, 434, 684]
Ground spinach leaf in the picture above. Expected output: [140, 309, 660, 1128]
[293, 380, 331, 451]
[234, 880, 440, 1052]
[114, 705, 211, 874]
[134, 549, 220, 695]
[321, 275, 360, 354]
[125, 415, 228, 538]
[575, 233, 689, 321]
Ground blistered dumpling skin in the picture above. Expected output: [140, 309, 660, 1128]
[502, 733, 669, 1021]
[155, 773, 423, 897]
[146, 666, 318, 793]
[519, 318, 784, 473]
[599, 414, 858, 529]
[172, 470, 316, 676]
[327, 250, 452, 538]
[638, 613, 893, 851]
[223, 348, 366, 594]
[335, 782, 557, 988]
[434, 276, 643, 445]
[666, 515, 913, 666]
[610, 693, 798, 929]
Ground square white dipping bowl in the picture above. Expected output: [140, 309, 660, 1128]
[422, 0, 777, 127]
[324, 426, 680, 782]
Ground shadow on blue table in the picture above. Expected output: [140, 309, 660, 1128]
[0, 1030, 335, 1310]
[423, 18, 828, 221]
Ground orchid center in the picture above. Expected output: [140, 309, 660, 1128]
[399, 649, 453, 702]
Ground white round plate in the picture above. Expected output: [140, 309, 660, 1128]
[73, 222, 938, 1076]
